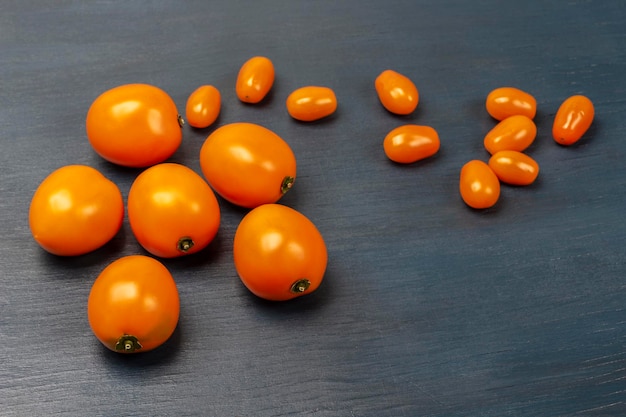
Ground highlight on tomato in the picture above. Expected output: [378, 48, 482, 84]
[286, 86, 337, 122]
[185, 85, 221, 128]
[233, 204, 328, 301]
[552, 94, 594, 146]
[127, 163, 220, 258]
[375, 69, 419, 115]
[488, 150, 540, 186]
[29, 165, 124, 256]
[485, 87, 536, 121]
[86, 83, 183, 168]
[235, 56, 275, 104]
[87, 255, 180, 354]
[383, 124, 440, 164]
[199, 123, 296, 209]
[459, 160, 501, 209]
[483, 115, 537, 155]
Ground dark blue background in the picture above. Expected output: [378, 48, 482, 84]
[1, 1, 625, 415]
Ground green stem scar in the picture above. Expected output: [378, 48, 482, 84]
[281, 176, 295, 194]
[177, 237, 195, 253]
[177, 115, 185, 127]
[115, 335, 142, 353]
[290, 278, 311, 294]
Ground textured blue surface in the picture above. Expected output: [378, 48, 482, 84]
[1, 1, 625, 415]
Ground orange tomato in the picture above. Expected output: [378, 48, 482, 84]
[483, 115, 537, 155]
[552, 95, 594, 146]
[185, 85, 221, 128]
[459, 160, 501, 209]
[199, 123, 296, 208]
[233, 204, 327, 301]
[383, 124, 440, 164]
[286, 86, 337, 122]
[235, 56, 275, 103]
[488, 150, 540, 186]
[375, 69, 419, 115]
[486, 87, 536, 120]
[29, 165, 123, 256]
[127, 163, 220, 258]
[86, 84, 183, 168]
[88, 255, 180, 353]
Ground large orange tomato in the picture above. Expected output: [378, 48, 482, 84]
[127, 163, 220, 258]
[233, 204, 328, 301]
[29, 165, 123, 256]
[199, 123, 296, 208]
[88, 255, 180, 353]
[86, 84, 183, 167]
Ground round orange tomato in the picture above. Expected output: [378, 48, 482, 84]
[488, 150, 540, 186]
[185, 85, 221, 128]
[199, 123, 296, 208]
[29, 165, 123, 256]
[459, 160, 500, 209]
[127, 163, 220, 258]
[286, 86, 337, 122]
[383, 124, 440, 163]
[375, 69, 419, 115]
[486, 87, 536, 121]
[86, 83, 183, 167]
[483, 115, 537, 155]
[236, 56, 275, 103]
[88, 255, 180, 353]
[552, 94, 594, 146]
[233, 204, 327, 301]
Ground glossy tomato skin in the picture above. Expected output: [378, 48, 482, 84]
[185, 85, 221, 128]
[383, 124, 440, 164]
[552, 95, 594, 146]
[486, 87, 536, 121]
[128, 163, 220, 258]
[286, 86, 337, 122]
[375, 69, 419, 115]
[29, 165, 123, 256]
[87, 255, 180, 353]
[199, 123, 296, 208]
[489, 150, 540, 186]
[86, 84, 183, 168]
[233, 204, 328, 301]
[483, 115, 537, 155]
[459, 160, 501, 209]
[236, 56, 275, 103]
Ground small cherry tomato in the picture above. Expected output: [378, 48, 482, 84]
[29, 165, 123, 256]
[483, 115, 537, 155]
[88, 255, 180, 354]
[383, 124, 440, 164]
[486, 87, 536, 120]
[375, 69, 419, 115]
[459, 160, 501, 209]
[199, 123, 296, 208]
[185, 85, 221, 128]
[552, 95, 594, 146]
[286, 86, 337, 122]
[233, 204, 327, 301]
[488, 150, 540, 186]
[128, 163, 220, 258]
[236, 56, 275, 103]
[86, 83, 183, 167]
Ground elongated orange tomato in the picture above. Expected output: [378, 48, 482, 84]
[486, 87, 536, 120]
[488, 150, 540, 186]
[186, 85, 221, 128]
[128, 163, 220, 258]
[484, 115, 537, 155]
[286, 86, 337, 122]
[86, 83, 183, 167]
[552, 95, 594, 146]
[88, 255, 180, 354]
[459, 160, 500, 209]
[236, 56, 275, 103]
[29, 165, 124, 256]
[375, 69, 419, 115]
[383, 125, 440, 164]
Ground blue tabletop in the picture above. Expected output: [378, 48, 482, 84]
[1, 1, 625, 416]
